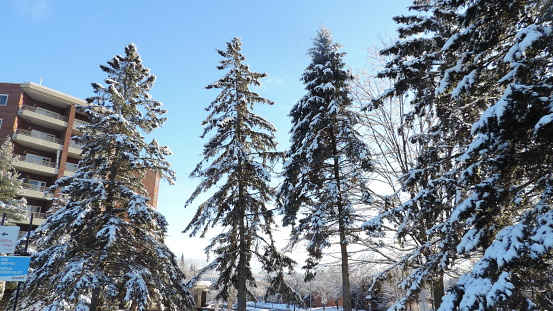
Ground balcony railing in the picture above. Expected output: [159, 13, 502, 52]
[21, 182, 48, 193]
[73, 119, 89, 128]
[14, 154, 56, 168]
[69, 140, 84, 149]
[17, 205, 46, 220]
[14, 129, 64, 145]
[21, 105, 68, 122]
[65, 162, 78, 172]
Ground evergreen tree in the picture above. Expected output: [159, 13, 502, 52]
[352, 38, 448, 309]
[0, 139, 26, 224]
[0, 139, 25, 304]
[364, 2, 465, 309]
[278, 27, 373, 311]
[373, 0, 553, 309]
[16, 43, 192, 311]
[185, 37, 299, 311]
[433, 0, 553, 309]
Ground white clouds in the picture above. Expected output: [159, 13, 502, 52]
[12, 0, 53, 22]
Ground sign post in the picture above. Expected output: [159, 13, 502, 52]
[0, 213, 34, 311]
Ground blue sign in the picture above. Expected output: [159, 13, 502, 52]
[0, 256, 31, 281]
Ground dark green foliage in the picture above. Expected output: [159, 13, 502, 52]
[185, 37, 300, 311]
[371, 0, 553, 309]
[279, 27, 373, 311]
[17, 43, 192, 311]
[0, 140, 25, 224]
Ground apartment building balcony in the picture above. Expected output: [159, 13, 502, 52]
[12, 154, 58, 176]
[14, 205, 46, 226]
[12, 129, 83, 158]
[19, 182, 49, 200]
[67, 140, 84, 158]
[72, 119, 89, 135]
[18, 105, 68, 131]
[12, 129, 63, 153]
[64, 162, 78, 176]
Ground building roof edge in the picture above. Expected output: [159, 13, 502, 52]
[20, 82, 86, 108]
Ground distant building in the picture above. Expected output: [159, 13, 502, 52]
[0, 82, 160, 234]
[192, 280, 212, 309]
[304, 293, 344, 309]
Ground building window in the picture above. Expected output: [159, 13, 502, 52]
[0, 118, 2, 129]
[0, 94, 7, 106]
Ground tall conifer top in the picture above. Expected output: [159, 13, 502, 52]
[279, 27, 372, 311]
[184, 37, 299, 311]
[17, 43, 190, 311]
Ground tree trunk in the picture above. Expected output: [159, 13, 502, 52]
[432, 273, 445, 310]
[235, 88, 248, 311]
[339, 227, 352, 311]
[89, 286, 100, 311]
[236, 183, 248, 311]
[228, 289, 236, 311]
[331, 130, 352, 311]
[237, 224, 247, 311]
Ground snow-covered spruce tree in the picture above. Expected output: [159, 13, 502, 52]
[16, 43, 192, 311]
[0, 139, 26, 224]
[352, 39, 440, 307]
[363, 2, 469, 309]
[184, 37, 300, 311]
[278, 27, 372, 311]
[0, 139, 26, 303]
[429, 0, 553, 309]
[371, 0, 553, 309]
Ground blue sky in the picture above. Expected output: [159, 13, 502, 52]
[2, 0, 410, 262]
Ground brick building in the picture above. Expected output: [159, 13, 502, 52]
[0, 82, 160, 233]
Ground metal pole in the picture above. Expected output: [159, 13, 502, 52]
[23, 214, 33, 254]
[12, 213, 33, 311]
[1, 212, 6, 226]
